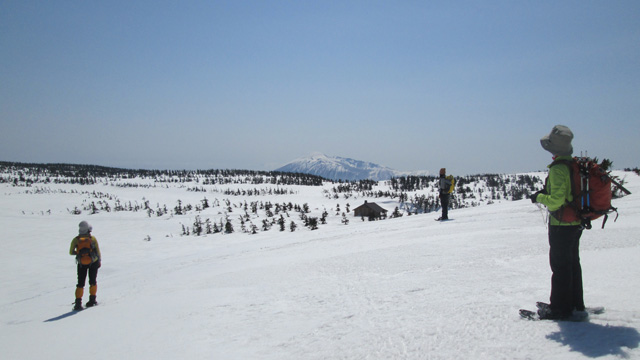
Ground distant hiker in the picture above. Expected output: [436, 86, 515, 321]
[69, 221, 101, 310]
[530, 125, 584, 320]
[437, 168, 454, 221]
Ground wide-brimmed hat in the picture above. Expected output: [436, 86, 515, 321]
[540, 125, 573, 156]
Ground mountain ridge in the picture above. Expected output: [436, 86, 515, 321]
[275, 153, 429, 181]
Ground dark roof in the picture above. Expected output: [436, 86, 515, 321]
[354, 201, 387, 213]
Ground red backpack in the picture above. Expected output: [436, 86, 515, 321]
[550, 157, 621, 229]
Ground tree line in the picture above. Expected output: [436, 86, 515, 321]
[0, 161, 326, 186]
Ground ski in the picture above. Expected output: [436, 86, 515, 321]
[537, 302, 605, 315]
[527, 311, 589, 321]
[586, 306, 605, 315]
[519, 309, 588, 322]
[520, 302, 604, 321]
[519, 309, 537, 320]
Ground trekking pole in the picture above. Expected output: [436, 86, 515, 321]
[586, 172, 590, 209]
[536, 203, 548, 229]
[582, 163, 593, 230]
[580, 166, 585, 210]
[580, 158, 590, 210]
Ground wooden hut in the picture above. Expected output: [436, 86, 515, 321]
[353, 201, 387, 219]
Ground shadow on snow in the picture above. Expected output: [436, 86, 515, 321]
[547, 320, 640, 358]
[44, 311, 80, 322]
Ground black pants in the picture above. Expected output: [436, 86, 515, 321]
[439, 193, 449, 219]
[548, 225, 584, 315]
[77, 261, 100, 288]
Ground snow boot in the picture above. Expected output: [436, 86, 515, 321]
[73, 298, 83, 311]
[73, 287, 84, 310]
[537, 302, 570, 320]
[86, 285, 98, 307]
[86, 295, 98, 308]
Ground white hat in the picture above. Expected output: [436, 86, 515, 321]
[79, 221, 92, 235]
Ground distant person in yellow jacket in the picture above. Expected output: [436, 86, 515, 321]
[69, 221, 101, 311]
[437, 168, 454, 221]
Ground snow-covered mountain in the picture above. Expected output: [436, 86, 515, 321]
[275, 153, 427, 181]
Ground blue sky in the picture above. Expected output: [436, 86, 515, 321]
[1, 1, 638, 175]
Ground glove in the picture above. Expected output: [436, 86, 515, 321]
[530, 190, 543, 203]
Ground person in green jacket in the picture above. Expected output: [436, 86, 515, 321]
[69, 221, 102, 310]
[530, 125, 585, 320]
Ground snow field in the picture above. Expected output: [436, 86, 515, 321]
[1, 171, 640, 359]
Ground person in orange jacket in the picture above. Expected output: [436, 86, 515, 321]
[69, 221, 102, 310]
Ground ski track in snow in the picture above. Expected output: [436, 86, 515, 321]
[1, 171, 640, 359]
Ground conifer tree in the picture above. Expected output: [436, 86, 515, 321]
[224, 218, 234, 234]
[341, 213, 349, 225]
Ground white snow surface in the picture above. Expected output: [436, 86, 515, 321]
[2, 171, 640, 359]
